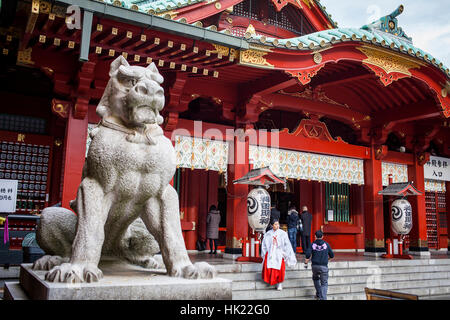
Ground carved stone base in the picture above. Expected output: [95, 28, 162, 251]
[6, 259, 231, 300]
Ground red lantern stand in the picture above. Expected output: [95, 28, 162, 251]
[233, 167, 286, 263]
[378, 176, 423, 260]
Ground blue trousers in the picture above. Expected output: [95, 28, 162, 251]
[312, 265, 329, 300]
[287, 228, 297, 253]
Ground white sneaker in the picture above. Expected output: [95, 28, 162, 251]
[276, 283, 283, 291]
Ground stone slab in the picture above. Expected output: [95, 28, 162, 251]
[18, 259, 232, 300]
[0, 266, 20, 279]
[3, 281, 29, 300]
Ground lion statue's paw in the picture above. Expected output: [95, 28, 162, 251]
[32, 255, 69, 271]
[128, 256, 163, 269]
[45, 262, 103, 283]
[170, 262, 216, 279]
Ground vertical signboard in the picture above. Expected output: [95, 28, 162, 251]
[0, 179, 18, 213]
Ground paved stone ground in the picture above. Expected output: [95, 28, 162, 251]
[2, 251, 449, 300]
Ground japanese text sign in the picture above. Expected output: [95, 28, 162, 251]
[0, 179, 18, 213]
[424, 156, 450, 182]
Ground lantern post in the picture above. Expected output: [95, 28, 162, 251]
[378, 178, 423, 259]
[233, 167, 286, 263]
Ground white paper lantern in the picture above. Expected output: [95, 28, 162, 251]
[247, 187, 271, 232]
[391, 198, 413, 235]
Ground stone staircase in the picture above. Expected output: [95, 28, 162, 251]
[216, 258, 450, 300]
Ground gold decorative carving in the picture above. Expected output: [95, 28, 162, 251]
[31, 0, 40, 14]
[357, 45, 424, 85]
[313, 52, 322, 64]
[211, 44, 230, 57]
[39, 1, 52, 14]
[17, 48, 35, 66]
[51, 5, 66, 18]
[226, 236, 243, 249]
[17, 134, 26, 142]
[409, 239, 428, 248]
[365, 238, 385, 248]
[240, 49, 274, 68]
[229, 48, 239, 62]
[279, 87, 350, 109]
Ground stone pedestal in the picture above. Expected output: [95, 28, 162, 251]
[5, 258, 232, 300]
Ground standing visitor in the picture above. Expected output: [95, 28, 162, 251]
[261, 220, 297, 291]
[206, 205, 221, 254]
[286, 204, 299, 253]
[300, 206, 312, 253]
[266, 203, 281, 232]
[304, 230, 334, 300]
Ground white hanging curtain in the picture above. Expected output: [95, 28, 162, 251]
[174, 135, 229, 173]
[249, 145, 365, 185]
[382, 162, 408, 186]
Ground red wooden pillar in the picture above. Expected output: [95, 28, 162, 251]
[179, 168, 188, 242]
[197, 170, 208, 244]
[352, 185, 365, 251]
[61, 107, 88, 209]
[225, 134, 249, 255]
[312, 181, 323, 239]
[407, 154, 429, 254]
[446, 181, 450, 253]
[207, 171, 219, 213]
[363, 146, 385, 254]
[185, 169, 199, 250]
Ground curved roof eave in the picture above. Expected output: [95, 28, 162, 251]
[245, 27, 450, 79]
[104, 0, 338, 27]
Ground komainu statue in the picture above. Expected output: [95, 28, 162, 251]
[32, 56, 216, 283]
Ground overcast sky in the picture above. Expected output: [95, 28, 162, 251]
[320, 0, 450, 67]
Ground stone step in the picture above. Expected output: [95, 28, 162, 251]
[215, 258, 450, 274]
[220, 265, 450, 285]
[227, 270, 450, 292]
[225, 261, 450, 300]
[3, 281, 29, 300]
[232, 280, 450, 300]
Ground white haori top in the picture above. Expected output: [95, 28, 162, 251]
[261, 228, 297, 270]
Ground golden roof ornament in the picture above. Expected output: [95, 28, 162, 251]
[244, 24, 256, 39]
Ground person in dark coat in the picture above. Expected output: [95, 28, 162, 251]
[305, 230, 334, 300]
[286, 204, 299, 253]
[206, 205, 221, 254]
[300, 206, 312, 253]
[266, 204, 281, 232]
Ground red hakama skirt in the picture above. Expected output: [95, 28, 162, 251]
[262, 252, 286, 285]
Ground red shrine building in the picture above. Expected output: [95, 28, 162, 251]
[0, 0, 449, 257]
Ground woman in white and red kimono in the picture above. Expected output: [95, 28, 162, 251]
[261, 220, 297, 291]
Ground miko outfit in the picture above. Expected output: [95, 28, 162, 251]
[261, 228, 297, 286]
[305, 238, 334, 300]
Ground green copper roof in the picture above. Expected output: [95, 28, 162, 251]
[246, 27, 449, 78]
[102, 0, 337, 26]
[103, 0, 204, 14]
[91, 1, 447, 78]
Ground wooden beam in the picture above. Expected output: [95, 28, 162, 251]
[19, 0, 40, 50]
[264, 93, 367, 126]
[316, 73, 373, 90]
[372, 99, 441, 127]
[241, 73, 297, 98]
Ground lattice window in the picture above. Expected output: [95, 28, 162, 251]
[425, 192, 439, 249]
[231, 27, 247, 37]
[267, 1, 297, 33]
[0, 114, 47, 134]
[325, 182, 350, 222]
[232, 0, 258, 20]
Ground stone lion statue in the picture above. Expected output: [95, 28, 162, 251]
[32, 56, 216, 283]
